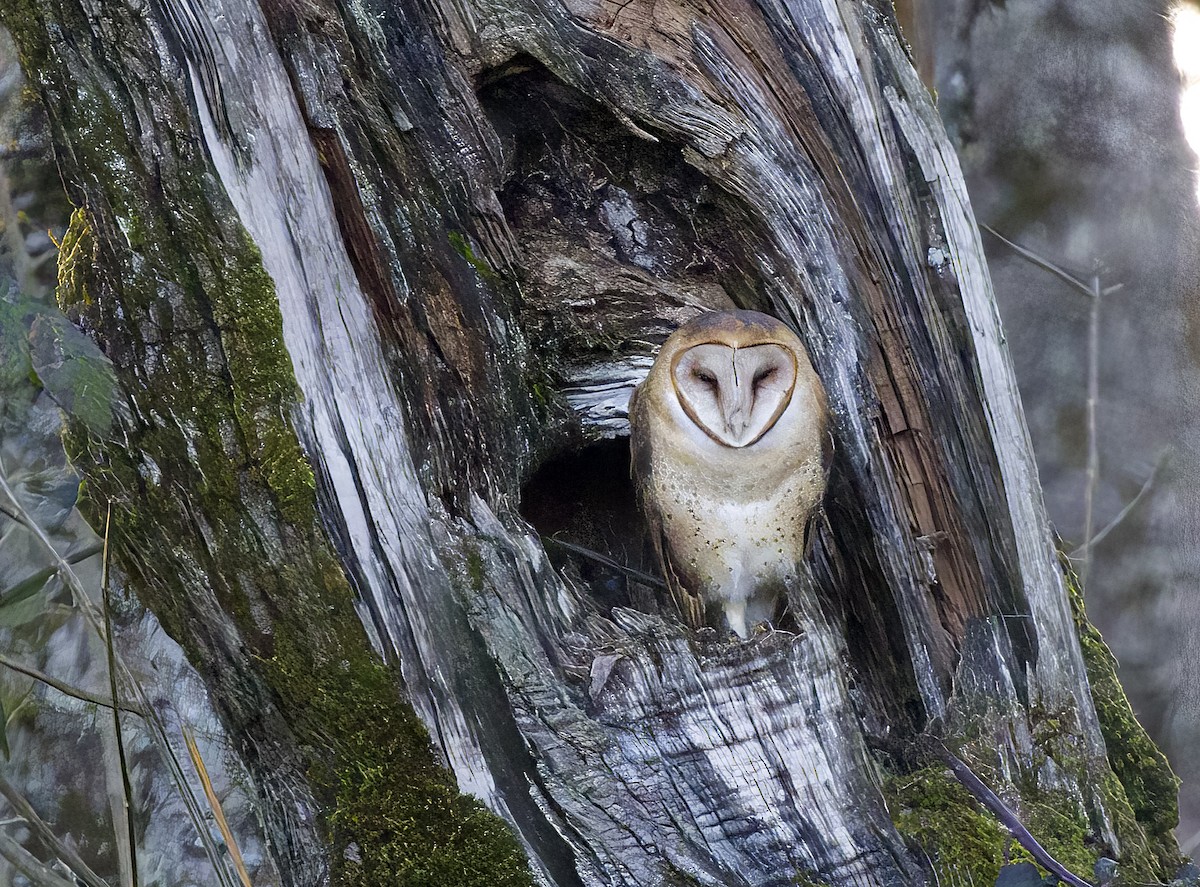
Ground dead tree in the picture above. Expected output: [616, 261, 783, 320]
[0, 0, 1181, 884]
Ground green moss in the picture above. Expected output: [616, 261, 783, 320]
[448, 231, 500, 283]
[55, 218, 529, 879]
[1065, 568, 1182, 876]
[1010, 788, 1097, 875]
[885, 764, 1105, 885]
[465, 547, 487, 594]
[56, 206, 314, 522]
[267, 563, 533, 887]
[55, 206, 92, 309]
[885, 765, 1009, 884]
[212, 232, 316, 524]
[0, 4, 50, 70]
[1025, 701, 1161, 882]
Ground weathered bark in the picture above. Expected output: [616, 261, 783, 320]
[0, 0, 1181, 885]
[910, 0, 1200, 842]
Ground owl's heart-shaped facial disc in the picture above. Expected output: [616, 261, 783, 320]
[671, 343, 798, 447]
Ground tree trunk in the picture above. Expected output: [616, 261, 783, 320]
[913, 0, 1200, 843]
[0, 0, 1181, 885]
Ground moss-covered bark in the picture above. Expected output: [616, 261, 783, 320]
[1067, 568, 1182, 875]
[883, 561, 1182, 885]
[0, 5, 532, 885]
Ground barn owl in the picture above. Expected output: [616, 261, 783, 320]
[627, 310, 830, 638]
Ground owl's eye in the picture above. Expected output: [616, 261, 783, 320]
[752, 367, 777, 390]
[693, 370, 718, 390]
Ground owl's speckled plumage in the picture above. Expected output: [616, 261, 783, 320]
[628, 310, 830, 638]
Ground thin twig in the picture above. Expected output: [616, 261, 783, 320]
[103, 506, 139, 887]
[1069, 453, 1167, 558]
[1079, 274, 1102, 590]
[981, 225, 1095, 299]
[0, 772, 111, 887]
[933, 742, 1094, 887]
[0, 652, 144, 715]
[543, 536, 668, 589]
[981, 225, 1115, 591]
[0, 828, 77, 887]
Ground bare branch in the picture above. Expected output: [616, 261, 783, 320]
[981, 225, 1096, 298]
[1079, 274, 1102, 590]
[934, 742, 1095, 887]
[1070, 453, 1167, 558]
[979, 226, 1117, 592]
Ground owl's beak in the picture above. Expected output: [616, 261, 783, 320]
[724, 404, 749, 439]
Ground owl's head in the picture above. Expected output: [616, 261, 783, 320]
[660, 311, 816, 448]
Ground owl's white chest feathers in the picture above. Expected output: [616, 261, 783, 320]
[641, 390, 825, 606]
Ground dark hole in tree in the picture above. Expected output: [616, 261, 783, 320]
[519, 437, 670, 619]
[489, 56, 925, 733]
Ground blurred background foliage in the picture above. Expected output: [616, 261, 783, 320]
[0, 30, 280, 887]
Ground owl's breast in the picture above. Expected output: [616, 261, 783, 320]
[644, 439, 822, 601]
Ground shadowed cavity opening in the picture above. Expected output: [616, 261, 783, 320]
[518, 438, 670, 619]
[488, 59, 924, 733]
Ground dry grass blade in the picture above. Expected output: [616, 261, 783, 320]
[0, 462, 237, 887]
[183, 726, 253, 887]
[102, 505, 139, 887]
[0, 772, 110, 887]
[0, 651, 145, 714]
[0, 828, 77, 887]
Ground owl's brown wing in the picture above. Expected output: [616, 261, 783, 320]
[628, 387, 705, 630]
[802, 427, 836, 559]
